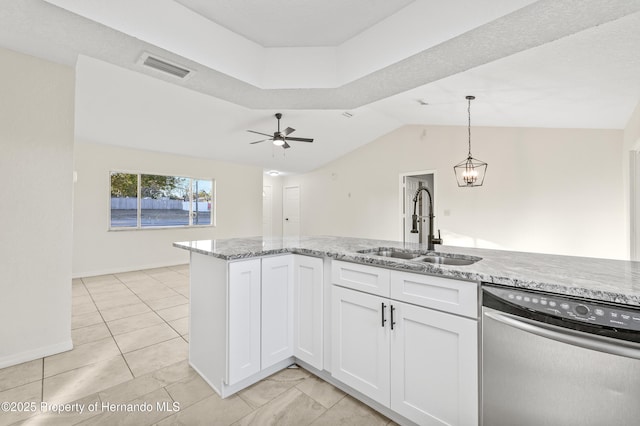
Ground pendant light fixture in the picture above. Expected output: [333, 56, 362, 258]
[454, 95, 487, 187]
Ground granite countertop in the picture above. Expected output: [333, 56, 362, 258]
[174, 236, 640, 307]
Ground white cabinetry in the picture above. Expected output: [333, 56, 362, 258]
[390, 270, 478, 318]
[228, 259, 262, 384]
[331, 261, 478, 426]
[189, 253, 322, 398]
[261, 255, 294, 369]
[229, 256, 296, 383]
[293, 255, 324, 370]
[390, 299, 477, 426]
[332, 286, 390, 405]
[332, 260, 390, 297]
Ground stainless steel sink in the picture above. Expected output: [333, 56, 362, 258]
[357, 248, 421, 259]
[374, 250, 421, 259]
[420, 254, 481, 266]
[358, 247, 481, 266]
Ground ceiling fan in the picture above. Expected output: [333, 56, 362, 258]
[247, 113, 314, 149]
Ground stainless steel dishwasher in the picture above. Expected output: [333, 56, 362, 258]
[482, 284, 640, 426]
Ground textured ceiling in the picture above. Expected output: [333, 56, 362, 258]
[371, 10, 640, 129]
[1, 0, 640, 173]
[174, 0, 415, 47]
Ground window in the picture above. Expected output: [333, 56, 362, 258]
[110, 172, 214, 229]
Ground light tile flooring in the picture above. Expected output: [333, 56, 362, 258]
[0, 265, 395, 426]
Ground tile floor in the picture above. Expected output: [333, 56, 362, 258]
[0, 265, 396, 426]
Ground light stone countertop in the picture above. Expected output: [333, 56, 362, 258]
[174, 235, 640, 307]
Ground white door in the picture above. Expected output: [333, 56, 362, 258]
[293, 255, 323, 370]
[390, 301, 478, 426]
[331, 286, 390, 406]
[283, 185, 300, 238]
[261, 255, 294, 369]
[263, 185, 273, 238]
[227, 259, 262, 385]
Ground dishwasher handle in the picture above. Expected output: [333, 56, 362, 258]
[484, 309, 640, 361]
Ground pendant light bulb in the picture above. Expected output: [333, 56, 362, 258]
[462, 158, 478, 185]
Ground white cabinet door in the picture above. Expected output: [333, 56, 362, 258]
[390, 301, 478, 426]
[293, 255, 323, 370]
[261, 255, 294, 369]
[228, 259, 261, 385]
[331, 286, 390, 406]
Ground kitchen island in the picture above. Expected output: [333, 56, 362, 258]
[174, 235, 640, 426]
[174, 235, 640, 306]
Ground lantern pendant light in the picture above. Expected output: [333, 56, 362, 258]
[454, 95, 487, 187]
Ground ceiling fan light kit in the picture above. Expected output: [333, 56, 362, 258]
[247, 113, 314, 150]
[454, 95, 487, 187]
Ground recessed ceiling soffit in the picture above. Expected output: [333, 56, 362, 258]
[30, 0, 640, 110]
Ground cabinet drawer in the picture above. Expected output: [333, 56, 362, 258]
[332, 260, 390, 297]
[390, 271, 478, 318]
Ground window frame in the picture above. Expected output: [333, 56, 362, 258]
[108, 170, 216, 231]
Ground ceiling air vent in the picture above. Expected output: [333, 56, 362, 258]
[139, 53, 192, 79]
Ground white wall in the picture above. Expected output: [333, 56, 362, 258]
[283, 125, 626, 259]
[263, 174, 284, 238]
[0, 47, 74, 367]
[73, 142, 263, 277]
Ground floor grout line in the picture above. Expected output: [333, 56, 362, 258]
[98, 271, 189, 379]
[82, 276, 137, 379]
[118, 274, 189, 344]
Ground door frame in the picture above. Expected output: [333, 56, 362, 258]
[399, 170, 437, 243]
[631, 150, 640, 260]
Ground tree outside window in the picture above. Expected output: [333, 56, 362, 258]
[110, 172, 214, 229]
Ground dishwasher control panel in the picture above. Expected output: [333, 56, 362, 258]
[483, 285, 640, 332]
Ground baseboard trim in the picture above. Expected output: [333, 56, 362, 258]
[72, 261, 188, 279]
[0, 339, 73, 369]
[191, 356, 297, 399]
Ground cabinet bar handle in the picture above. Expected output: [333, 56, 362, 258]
[381, 303, 387, 327]
[390, 305, 396, 330]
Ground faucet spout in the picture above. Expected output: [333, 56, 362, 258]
[410, 187, 442, 251]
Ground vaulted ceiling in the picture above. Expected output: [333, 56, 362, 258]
[1, 0, 639, 172]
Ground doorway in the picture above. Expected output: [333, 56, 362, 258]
[283, 185, 301, 238]
[400, 171, 436, 244]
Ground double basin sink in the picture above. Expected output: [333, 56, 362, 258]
[357, 248, 482, 266]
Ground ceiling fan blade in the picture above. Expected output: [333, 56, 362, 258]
[283, 127, 295, 135]
[282, 141, 291, 149]
[286, 137, 314, 143]
[250, 139, 270, 144]
[247, 130, 273, 137]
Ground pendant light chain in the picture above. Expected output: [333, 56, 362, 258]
[466, 95, 475, 158]
[467, 97, 472, 157]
